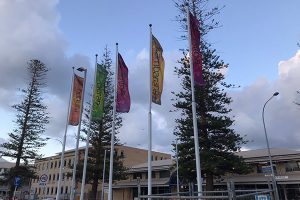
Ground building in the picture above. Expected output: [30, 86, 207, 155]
[111, 159, 174, 200]
[111, 148, 300, 200]
[0, 157, 15, 199]
[31, 145, 171, 200]
[224, 148, 300, 200]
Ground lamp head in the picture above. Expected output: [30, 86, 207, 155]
[77, 67, 86, 72]
[273, 92, 279, 96]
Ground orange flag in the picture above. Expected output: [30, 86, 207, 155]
[69, 74, 84, 126]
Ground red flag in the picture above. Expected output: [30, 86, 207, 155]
[69, 74, 84, 125]
[190, 12, 205, 86]
[116, 53, 130, 113]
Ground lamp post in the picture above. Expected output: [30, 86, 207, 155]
[262, 92, 280, 200]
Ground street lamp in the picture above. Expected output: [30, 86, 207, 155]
[262, 92, 280, 200]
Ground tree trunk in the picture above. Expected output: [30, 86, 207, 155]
[205, 173, 214, 192]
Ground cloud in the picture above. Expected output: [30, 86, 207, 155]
[0, 0, 91, 151]
[230, 50, 300, 150]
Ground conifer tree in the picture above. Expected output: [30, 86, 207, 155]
[172, 0, 250, 191]
[74, 48, 126, 200]
[0, 59, 49, 193]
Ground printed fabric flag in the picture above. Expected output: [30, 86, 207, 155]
[152, 35, 165, 105]
[91, 64, 108, 120]
[189, 11, 205, 86]
[117, 53, 130, 113]
[69, 74, 84, 126]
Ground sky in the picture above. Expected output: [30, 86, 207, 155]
[1, 0, 300, 159]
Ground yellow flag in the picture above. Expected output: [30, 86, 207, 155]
[152, 35, 165, 105]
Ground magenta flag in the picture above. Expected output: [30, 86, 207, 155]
[116, 53, 131, 113]
[189, 12, 205, 86]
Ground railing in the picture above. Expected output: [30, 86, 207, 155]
[137, 181, 274, 200]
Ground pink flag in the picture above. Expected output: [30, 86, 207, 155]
[190, 12, 205, 86]
[116, 53, 131, 113]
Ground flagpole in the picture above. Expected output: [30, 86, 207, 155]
[186, 5, 203, 197]
[70, 67, 87, 200]
[79, 55, 98, 200]
[101, 149, 107, 200]
[148, 24, 153, 198]
[108, 43, 119, 200]
[56, 67, 75, 200]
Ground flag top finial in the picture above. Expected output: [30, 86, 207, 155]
[95, 54, 98, 57]
[149, 24, 152, 27]
[116, 43, 118, 46]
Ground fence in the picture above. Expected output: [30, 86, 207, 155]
[138, 181, 274, 200]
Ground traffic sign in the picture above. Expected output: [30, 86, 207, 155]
[39, 174, 48, 187]
[14, 176, 21, 187]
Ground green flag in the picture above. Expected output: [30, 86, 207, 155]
[92, 64, 108, 120]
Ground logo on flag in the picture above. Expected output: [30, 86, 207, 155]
[92, 64, 108, 120]
[116, 53, 130, 113]
[189, 12, 205, 86]
[152, 35, 165, 105]
[69, 74, 84, 126]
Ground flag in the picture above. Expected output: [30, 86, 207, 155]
[69, 74, 84, 126]
[92, 64, 108, 120]
[189, 11, 205, 86]
[117, 53, 130, 112]
[152, 35, 165, 105]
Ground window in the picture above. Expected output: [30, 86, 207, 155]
[145, 172, 156, 179]
[55, 187, 57, 194]
[65, 186, 68, 194]
[285, 161, 300, 172]
[51, 187, 53, 194]
[61, 187, 63, 194]
[53, 174, 55, 181]
[133, 173, 142, 179]
[64, 160, 67, 167]
[160, 157, 163, 160]
[257, 163, 277, 174]
[55, 161, 57, 168]
[155, 156, 158, 161]
[49, 174, 51, 182]
[38, 188, 41, 195]
[120, 150, 124, 157]
[159, 170, 170, 178]
[68, 159, 71, 166]
[47, 187, 49, 194]
[57, 173, 59, 180]
[51, 162, 53, 169]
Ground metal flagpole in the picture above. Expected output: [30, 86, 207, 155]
[186, 5, 203, 197]
[79, 55, 98, 200]
[148, 24, 153, 199]
[101, 150, 107, 200]
[108, 43, 119, 200]
[176, 139, 180, 196]
[56, 67, 75, 200]
[70, 67, 87, 200]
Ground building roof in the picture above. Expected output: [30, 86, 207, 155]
[236, 148, 300, 163]
[112, 177, 170, 188]
[129, 159, 173, 172]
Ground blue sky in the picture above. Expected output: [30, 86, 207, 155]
[1, 0, 300, 159]
[57, 0, 300, 86]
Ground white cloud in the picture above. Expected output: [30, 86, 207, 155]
[230, 50, 300, 150]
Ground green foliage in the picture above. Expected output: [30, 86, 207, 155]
[172, 0, 251, 190]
